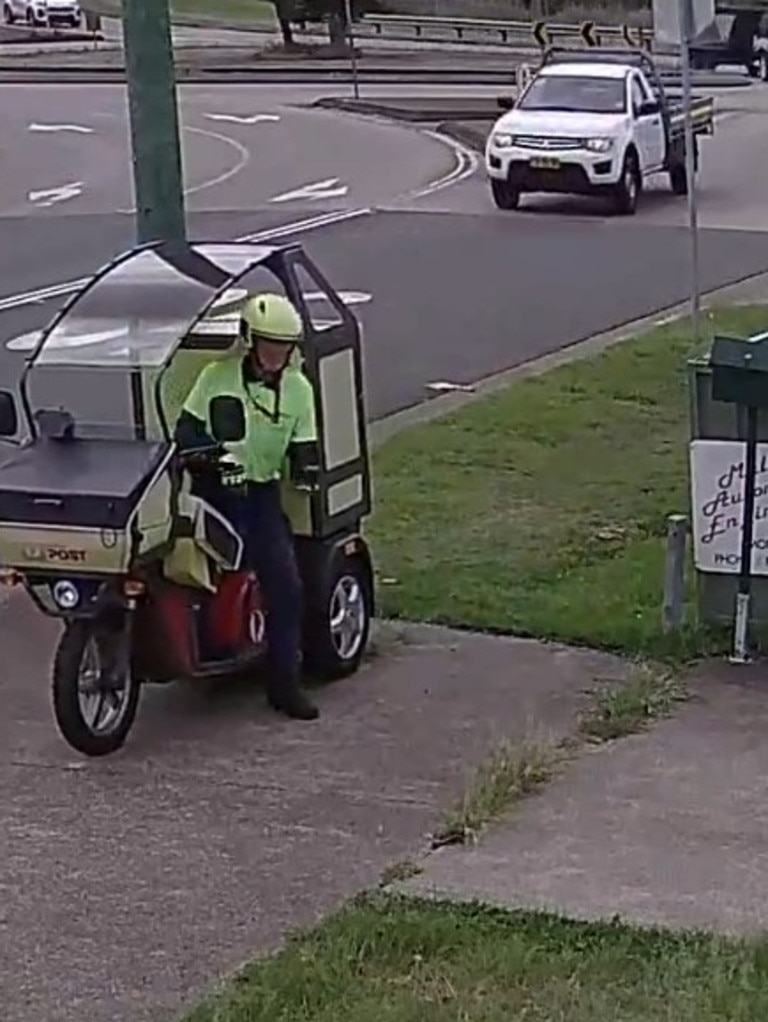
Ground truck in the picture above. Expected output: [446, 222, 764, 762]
[485, 49, 715, 216]
[688, 5, 767, 75]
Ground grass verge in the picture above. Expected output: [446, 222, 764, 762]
[89, 0, 276, 25]
[185, 893, 768, 1022]
[369, 306, 768, 662]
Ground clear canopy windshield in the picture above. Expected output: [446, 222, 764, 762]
[30, 244, 257, 369]
[23, 241, 277, 440]
[517, 75, 627, 114]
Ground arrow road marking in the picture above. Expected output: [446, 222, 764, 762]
[28, 123, 94, 134]
[270, 178, 349, 204]
[205, 113, 280, 125]
[27, 182, 84, 207]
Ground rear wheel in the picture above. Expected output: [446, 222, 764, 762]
[490, 178, 520, 211]
[2, 5, 14, 24]
[52, 619, 140, 757]
[612, 151, 640, 215]
[302, 551, 373, 680]
[760, 53, 768, 82]
[669, 162, 688, 195]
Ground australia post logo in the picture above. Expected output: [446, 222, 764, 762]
[22, 546, 88, 564]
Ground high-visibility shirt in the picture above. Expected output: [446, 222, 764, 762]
[182, 355, 317, 483]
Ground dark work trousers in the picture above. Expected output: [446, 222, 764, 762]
[211, 480, 303, 678]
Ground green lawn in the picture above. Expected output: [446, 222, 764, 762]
[89, 0, 277, 25]
[186, 895, 768, 1021]
[368, 306, 768, 660]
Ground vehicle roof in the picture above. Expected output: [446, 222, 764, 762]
[539, 62, 632, 79]
[28, 241, 283, 369]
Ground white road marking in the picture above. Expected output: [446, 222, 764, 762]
[116, 125, 252, 214]
[406, 130, 480, 201]
[28, 122, 94, 134]
[270, 177, 349, 204]
[205, 113, 280, 125]
[27, 181, 83, 207]
[6, 288, 374, 353]
[426, 381, 476, 393]
[306, 290, 372, 307]
[0, 207, 371, 317]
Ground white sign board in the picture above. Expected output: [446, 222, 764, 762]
[690, 439, 768, 575]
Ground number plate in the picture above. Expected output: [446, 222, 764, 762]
[529, 156, 561, 170]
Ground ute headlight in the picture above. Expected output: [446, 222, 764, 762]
[584, 137, 615, 153]
[491, 132, 515, 149]
[52, 580, 80, 611]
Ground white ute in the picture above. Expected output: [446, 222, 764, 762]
[486, 49, 714, 215]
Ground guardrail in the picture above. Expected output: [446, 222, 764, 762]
[358, 13, 651, 50]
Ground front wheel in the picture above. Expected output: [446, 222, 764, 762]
[612, 152, 640, 215]
[760, 53, 768, 82]
[52, 619, 141, 757]
[2, 5, 14, 24]
[302, 551, 373, 680]
[490, 178, 520, 210]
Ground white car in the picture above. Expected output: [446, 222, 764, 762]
[3, 0, 82, 28]
[486, 51, 714, 215]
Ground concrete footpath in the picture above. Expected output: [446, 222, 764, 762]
[1, 597, 629, 1022]
[402, 660, 768, 937]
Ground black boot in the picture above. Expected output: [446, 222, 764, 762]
[266, 671, 319, 721]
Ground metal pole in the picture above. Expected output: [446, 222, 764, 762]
[344, 0, 360, 100]
[678, 0, 701, 345]
[731, 405, 759, 663]
[122, 0, 186, 245]
[662, 513, 688, 633]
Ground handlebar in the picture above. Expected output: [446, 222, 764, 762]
[176, 444, 224, 470]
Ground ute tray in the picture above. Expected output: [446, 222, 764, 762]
[0, 438, 170, 529]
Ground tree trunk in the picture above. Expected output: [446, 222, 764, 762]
[273, 0, 295, 46]
[327, 2, 347, 49]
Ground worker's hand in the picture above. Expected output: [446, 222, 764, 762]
[218, 451, 246, 488]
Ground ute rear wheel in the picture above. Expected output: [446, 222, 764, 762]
[490, 178, 520, 210]
[52, 620, 141, 757]
[302, 551, 373, 680]
[669, 162, 688, 195]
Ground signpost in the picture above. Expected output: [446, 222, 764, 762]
[122, 0, 186, 245]
[343, 0, 360, 99]
[678, 0, 702, 346]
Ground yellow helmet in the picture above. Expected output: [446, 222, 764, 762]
[240, 292, 304, 346]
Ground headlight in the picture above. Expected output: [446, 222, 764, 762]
[491, 132, 515, 149]
[52, 580, 80, 611]
[584, 137, 615, 153]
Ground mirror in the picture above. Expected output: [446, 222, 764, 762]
[638, 100, 660, 117]
[0, 390, 18, 438]
[209, 395, 246, 443]
[496, 95, 515, 111]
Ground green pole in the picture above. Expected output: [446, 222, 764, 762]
[122, 0, 186, 245]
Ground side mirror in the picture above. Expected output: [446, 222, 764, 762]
[496, 94, 515, 111]
[637, 100, 660, 117]
[209, 395, 246, 443]
[0, 390, 18, 438]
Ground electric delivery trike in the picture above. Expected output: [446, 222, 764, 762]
[0, 240, 375, 757]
